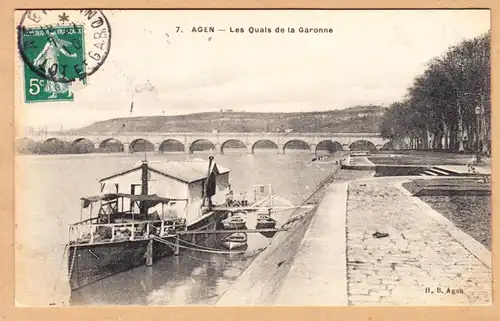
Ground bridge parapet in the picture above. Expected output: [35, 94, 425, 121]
[23, 131, 383, 138]
[19, 131, 391, 154]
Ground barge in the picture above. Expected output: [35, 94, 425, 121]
[67, 156, 234, 290]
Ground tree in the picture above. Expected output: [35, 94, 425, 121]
[380, 31, 490, 153]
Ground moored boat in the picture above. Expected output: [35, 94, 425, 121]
[67, 156, 233, 291]
[220, 232, 248, 250]
[221, 211, 247, 230]
[312, 155, 342, 165]
[255, 211, 278, 238]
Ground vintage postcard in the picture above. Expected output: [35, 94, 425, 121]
[14, 9, 491, 307]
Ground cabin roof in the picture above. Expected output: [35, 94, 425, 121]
[80, 193, 187, 208]
[81, 193, 187, 203]
[99, 160, 230, 184]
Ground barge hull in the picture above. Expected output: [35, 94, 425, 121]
[68, 211, 225, 291]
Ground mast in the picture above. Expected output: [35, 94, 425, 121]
[140, 160, 149, 215]
[202, 156, 214, 207]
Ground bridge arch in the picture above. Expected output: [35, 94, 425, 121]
[315, 140, 343, 156]
[159, 139, 185, 153]
[39, 137, 68, 154]
[99, 138, 124, 153]
[70, 138, 95, 154]
[283, 139, 310, 154]
[189, 139, 216, 153]
[349, 140, 376, 151]
[16, 137, 39, 154]
[130, 138, 155, 153]
[251, 139, 278, 154]
[43, 137, 65, 144]
[221, 139, 247, 154]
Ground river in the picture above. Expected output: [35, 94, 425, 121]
[15, 149, 335, 306]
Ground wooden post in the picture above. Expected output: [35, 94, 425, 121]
[146, 239, 153, 266]
[145, 264, 153, 290]
[174, 237, 180, 256]
[80, 200, 83, 222]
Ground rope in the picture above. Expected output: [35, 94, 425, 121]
[151, 236, 267, 256]
[68, 246, 78, 280]
[280, 166, 341, 228]
[153, 236, 246, 254]
[178, 237, 228, 251]
[52, 244, 69, 293]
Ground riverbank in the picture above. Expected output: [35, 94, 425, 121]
[216, 168, 374, 305]
[217, 171, 492, 306]
[274, 182, 349, 305]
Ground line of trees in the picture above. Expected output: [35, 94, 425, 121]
[17, 139, 97, 154]
[380, 31, 491, 153]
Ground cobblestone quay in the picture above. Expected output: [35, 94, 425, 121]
[346, 178, 491, 305]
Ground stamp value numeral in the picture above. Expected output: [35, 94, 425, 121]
[28, 78, 45, 95]
[18, 9, 111, 103]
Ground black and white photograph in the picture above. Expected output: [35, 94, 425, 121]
[14, 9, 491, 306]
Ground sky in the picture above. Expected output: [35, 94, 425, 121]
[14, 9, 490, 131]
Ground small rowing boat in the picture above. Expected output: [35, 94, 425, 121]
[221, 232, 248, 250]
[221, 211, 247, 229]
[256, 213, 278, 238]
[256, 214, 277, 228]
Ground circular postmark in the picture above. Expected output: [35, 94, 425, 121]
[17, 10, 112, 83]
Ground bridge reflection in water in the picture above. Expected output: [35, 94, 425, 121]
[17, 132, 392, 155]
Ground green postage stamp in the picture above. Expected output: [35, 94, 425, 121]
[22, 26, 86, 103]
[18, 10, 111, 103]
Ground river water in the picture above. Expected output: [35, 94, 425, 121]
[15, 149, 335, 306]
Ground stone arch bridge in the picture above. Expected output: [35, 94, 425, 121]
[20, 132, 391, 155]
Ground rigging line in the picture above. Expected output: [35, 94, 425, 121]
[279, 172, 339, 228]
[152, 236, 267, 255]
[182, 247, 265, 263]
[177, 237, 231, 251]
[52, 244, 69, 293]
[179, 234, 273, 257]
[88, 249, 100, 260]
[68, 246, 78, 281]
[153, 236, 247, 254]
